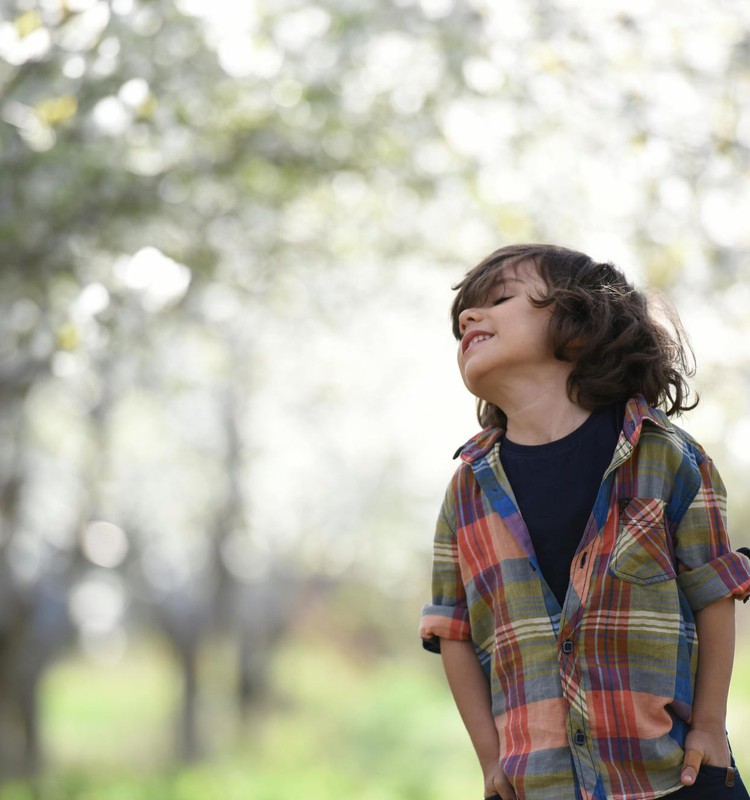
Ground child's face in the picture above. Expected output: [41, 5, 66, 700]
[456, 260, 556, 402]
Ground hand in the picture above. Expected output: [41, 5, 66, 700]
[680, 726, 731, 786]
[483, 759, 517, 800]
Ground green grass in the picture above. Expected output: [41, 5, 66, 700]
[1, 634, 475, 800]
[41, 639, 179, 770]
[1, 635, 748, 800]
[728, 641, 750, 746]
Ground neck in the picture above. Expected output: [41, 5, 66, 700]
[504, 397, 591, 445]
[487, 369, 590, 445]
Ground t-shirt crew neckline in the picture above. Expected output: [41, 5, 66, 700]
[501, 408, 603, 455]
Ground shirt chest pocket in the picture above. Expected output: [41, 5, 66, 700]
[609, 497, 676, 585]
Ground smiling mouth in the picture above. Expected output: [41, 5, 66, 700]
[463, 333, 494, 354]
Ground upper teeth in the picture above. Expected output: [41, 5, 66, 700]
[468, 334, 492, 348]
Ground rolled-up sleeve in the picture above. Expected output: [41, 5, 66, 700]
[419, 482, 471, 653]
[674, 450, 750, 611]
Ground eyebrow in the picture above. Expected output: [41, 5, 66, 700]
[490, 276, 524, 291]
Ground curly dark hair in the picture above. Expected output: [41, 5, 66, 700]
[451, 244, 698, 429]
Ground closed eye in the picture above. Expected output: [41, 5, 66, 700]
[492, 296, 513, 305]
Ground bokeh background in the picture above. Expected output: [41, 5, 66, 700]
[1, 0, 750, 798]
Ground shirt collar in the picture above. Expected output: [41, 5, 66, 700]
[453, 395, 668, 464]
[621, 394, 668, 445]
[453, 426, 503, 463]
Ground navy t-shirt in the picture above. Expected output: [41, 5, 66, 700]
[499, 403, 625, 608]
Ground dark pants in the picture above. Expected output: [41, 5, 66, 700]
[483, 763, 750, 799]
[668, 762, 750, 799]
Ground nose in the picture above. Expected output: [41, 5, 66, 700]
[458, 305, 484, 335]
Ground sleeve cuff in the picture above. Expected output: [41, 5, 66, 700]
[677, 550, 750, 611]
[419, 603, 471, 654]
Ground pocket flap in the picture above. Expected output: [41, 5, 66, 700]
[610, 498, 676, 585]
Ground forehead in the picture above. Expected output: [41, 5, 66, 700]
[466, 258, 541, 303]
[494, 257, 540, 283]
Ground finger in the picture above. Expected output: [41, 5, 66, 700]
[681, 748, 703, 786]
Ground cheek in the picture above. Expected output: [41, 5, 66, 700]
[527, 314, 554, 351]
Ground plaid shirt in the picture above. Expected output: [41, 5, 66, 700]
[420, 396, 750, 800]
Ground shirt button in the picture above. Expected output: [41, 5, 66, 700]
[562, 640, 574, 654]
[574, 731, 586, 746]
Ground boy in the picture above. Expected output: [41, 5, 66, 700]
[420, 245, 750, 800]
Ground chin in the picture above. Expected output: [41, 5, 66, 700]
[460, 372, 490, 401]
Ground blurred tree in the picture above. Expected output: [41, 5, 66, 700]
[0, 0, 484, 775]
[2, 0, 750, 779]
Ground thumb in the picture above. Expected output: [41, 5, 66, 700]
[681, 748, 703, 786]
